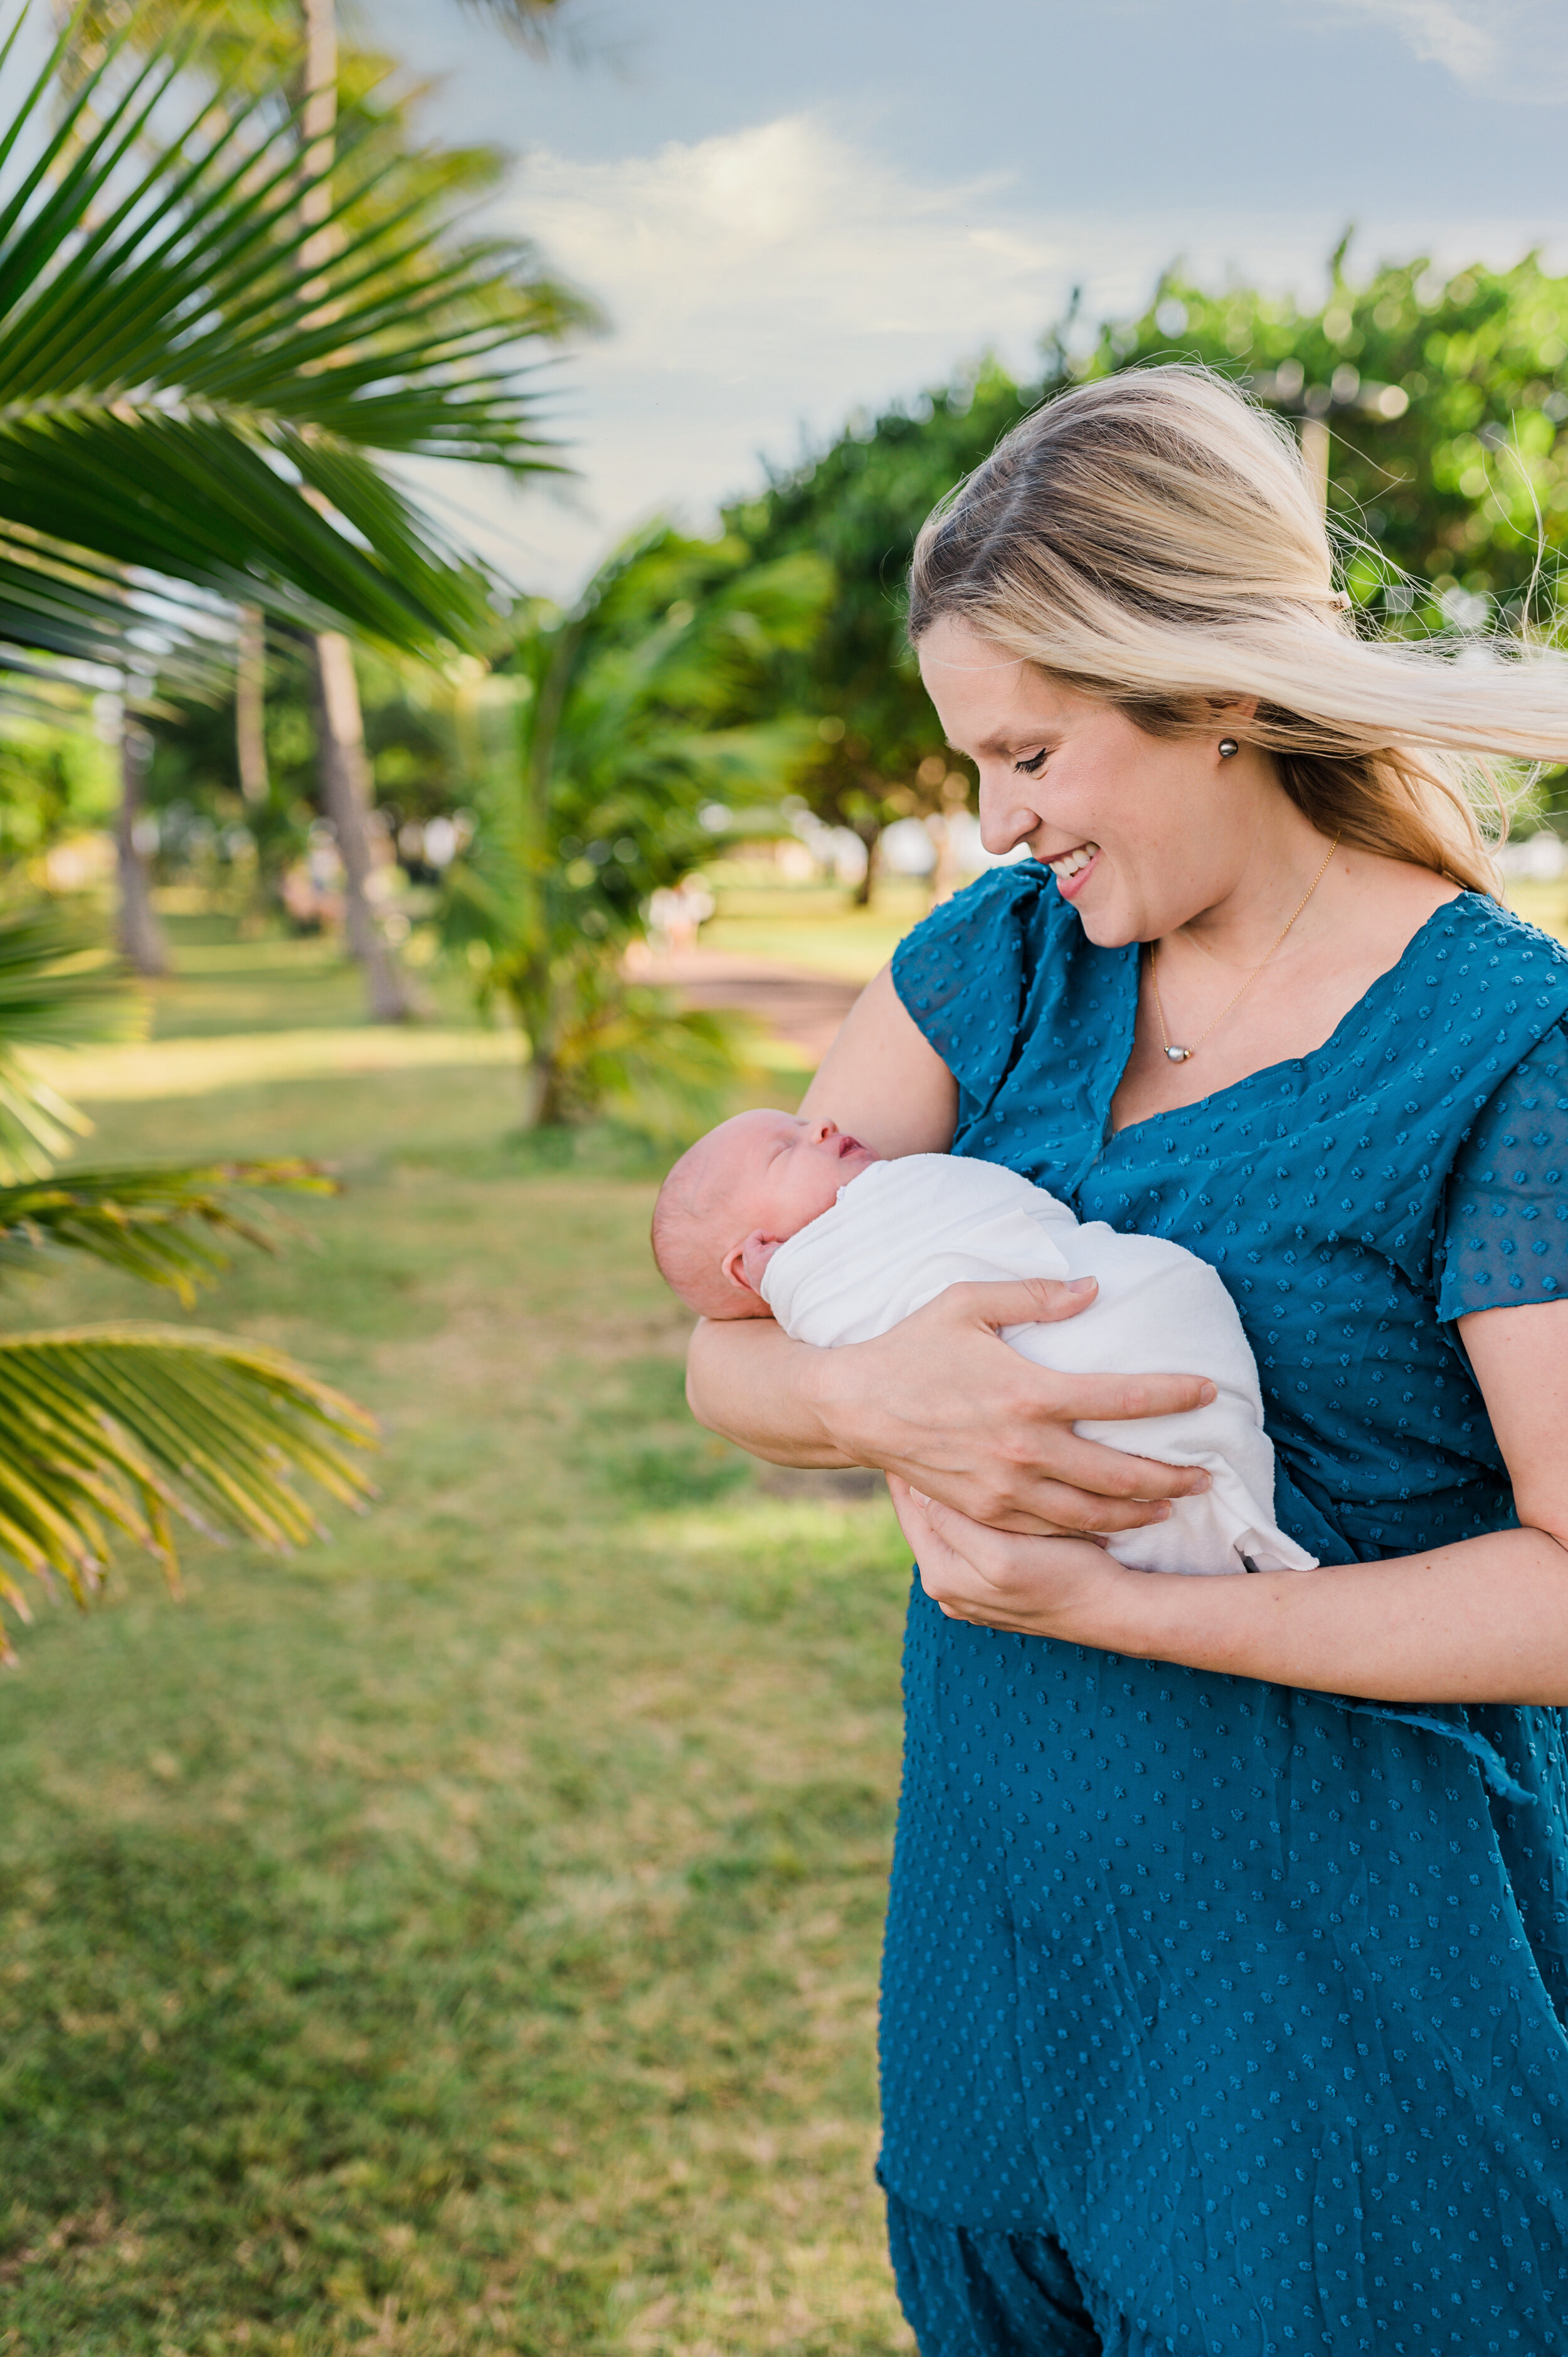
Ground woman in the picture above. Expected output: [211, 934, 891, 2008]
[689, 367, 1568, 2355]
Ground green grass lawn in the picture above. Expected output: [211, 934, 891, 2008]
[0, 920, 915, 2356]
[699, 878, 932, 982]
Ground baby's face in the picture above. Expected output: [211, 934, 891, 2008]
[708, 1110, 881, 1253]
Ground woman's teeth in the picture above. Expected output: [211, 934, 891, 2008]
[1048, 843, 1098, 881]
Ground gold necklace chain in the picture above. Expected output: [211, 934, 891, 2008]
[1148, 835, 1340, 1065]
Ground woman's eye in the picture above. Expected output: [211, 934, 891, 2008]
[1014, 748, 1049, 777]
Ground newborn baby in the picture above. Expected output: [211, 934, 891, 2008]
[652, 1109, 1315, 1578]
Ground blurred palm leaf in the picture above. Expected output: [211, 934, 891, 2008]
[0, 1157, 333, 1302]
[547, 971, 765, 1140]
[0, 1324, 376, 1654]
[0, 901, 379, 1649]
[0, 900, 140, 1175]
[445, 525, 830, 1124]
[0, 8, 590, 679]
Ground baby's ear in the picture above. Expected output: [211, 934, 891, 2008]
[738, 1231, 783, 1295]
[718, 1232, 780, 1310]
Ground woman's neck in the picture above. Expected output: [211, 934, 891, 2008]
[1167, 802, 1339, 972]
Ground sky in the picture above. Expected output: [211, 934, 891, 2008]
[350, 0, 1568, 597]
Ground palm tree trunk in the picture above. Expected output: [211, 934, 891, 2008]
[235, 606, 270, 806]
[298, 0, 410, 1021]
[115, 721, 168, 977]
[311, 633, 411, 1021]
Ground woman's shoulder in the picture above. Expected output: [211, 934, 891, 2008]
[1405, 886, 1565, 980]
[890, 861, 1089, 1093]
[891, 860, 1071, 1014]
[1392, 890, 1568, 1059]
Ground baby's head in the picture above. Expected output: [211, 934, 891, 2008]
[652, 1109, 881, 1319]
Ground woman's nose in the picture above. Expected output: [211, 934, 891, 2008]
[978, 781, 1039, 857]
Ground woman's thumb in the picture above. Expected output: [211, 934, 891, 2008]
[968, 1275, 1097, 1329]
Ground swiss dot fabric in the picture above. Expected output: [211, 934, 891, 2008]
[877, 871, 1568, 2355]
[1438, 1020, 1568, 1317]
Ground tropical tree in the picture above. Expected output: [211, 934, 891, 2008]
[443, 526, 831, 1127]
[1069, 251, 1568, 822]
[728, 363, 1036, 901]
[8, 5, 586, 992]
[1073, 250, 1568, 625]
[0, 905, 374, 1659]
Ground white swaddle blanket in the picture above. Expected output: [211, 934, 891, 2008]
[760, 1154, 1315, 1577]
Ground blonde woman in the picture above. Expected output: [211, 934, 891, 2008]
[688, 367, 1568, 2355]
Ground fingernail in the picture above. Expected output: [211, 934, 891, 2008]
[1189, 1472, 1211, 1491]
[1199, 1380, 1217, 1403]
[911, 1489, 931, 1508]
[1154, 1503, 1172, 1521]
[1067, 1275, 1097, 1293]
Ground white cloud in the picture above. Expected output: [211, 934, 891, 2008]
[434, 113, 1568, 598]
[1319, 0, 1568, 97]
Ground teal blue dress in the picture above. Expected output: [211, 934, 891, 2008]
[879, 871, 1568, 2357]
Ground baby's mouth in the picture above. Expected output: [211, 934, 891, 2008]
[837, 1133, 865, 1158]
[1046, 841, 1099, 881]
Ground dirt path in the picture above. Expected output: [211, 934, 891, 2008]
[635, 948, 864, 1065]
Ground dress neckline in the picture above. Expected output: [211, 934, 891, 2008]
[1101, 889, 1475, 1146]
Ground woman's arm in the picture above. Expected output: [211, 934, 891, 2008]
[686, 962, 1221, 1531]
[797, 964, 959, 1151]
[894, 1296, 1568, 1703]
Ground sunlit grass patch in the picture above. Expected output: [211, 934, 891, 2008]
[0, 923, 913, 2353]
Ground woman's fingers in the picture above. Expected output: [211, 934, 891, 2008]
[890, 1477, 1116, 1631]
[911, 1469, 1173, 1535]
[815, 1277, 1222, 1530]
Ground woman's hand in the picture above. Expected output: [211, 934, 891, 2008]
[889, 1475, 1137, 1636]
[818, 1276, 1217, 1533]
[687, 1274, 1217, 1536]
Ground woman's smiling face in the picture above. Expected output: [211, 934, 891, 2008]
[917, 613, 1257, 947]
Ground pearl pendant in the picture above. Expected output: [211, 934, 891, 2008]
[1165, 1045, 1193, 1063]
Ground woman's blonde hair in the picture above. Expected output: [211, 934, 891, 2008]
[908, 364, 1568, 895]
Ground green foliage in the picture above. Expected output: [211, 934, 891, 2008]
[726, 363, 1035, 876]
[0, 903, 376, 1653]
[1075, 250, 1568, 630]
[0, 1157, 332, 1302]
[0, 708, 114, 865]
[141, 632, 472, 909]
[731, 248, 1568, 875]
[0, 1323, 374, 1640]
[0, 902, 140, 1176]
[445, 525, 830, 1125]
[0, 11, 588, 685]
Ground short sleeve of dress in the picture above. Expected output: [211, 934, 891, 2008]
[1436, 1017, 1568, 1319]
[890, 865, 1052, 1128]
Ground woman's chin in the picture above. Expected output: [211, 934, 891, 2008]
[1067, 899, 1139, 949]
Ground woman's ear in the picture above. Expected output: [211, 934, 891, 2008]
[1212, 694, 1259, 727]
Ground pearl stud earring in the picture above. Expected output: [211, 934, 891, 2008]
[1218, 738, 1240, 758]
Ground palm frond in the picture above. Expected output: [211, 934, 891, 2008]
[0, 16, 590, 667]
[0, 1324, 377, 1654]
[0, 900, 140, 1177]
[0, 1157, 334, 1304]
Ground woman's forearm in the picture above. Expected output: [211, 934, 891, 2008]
[685, 1315, 857, 1467]
[1107, 1525, 1568, 1704]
